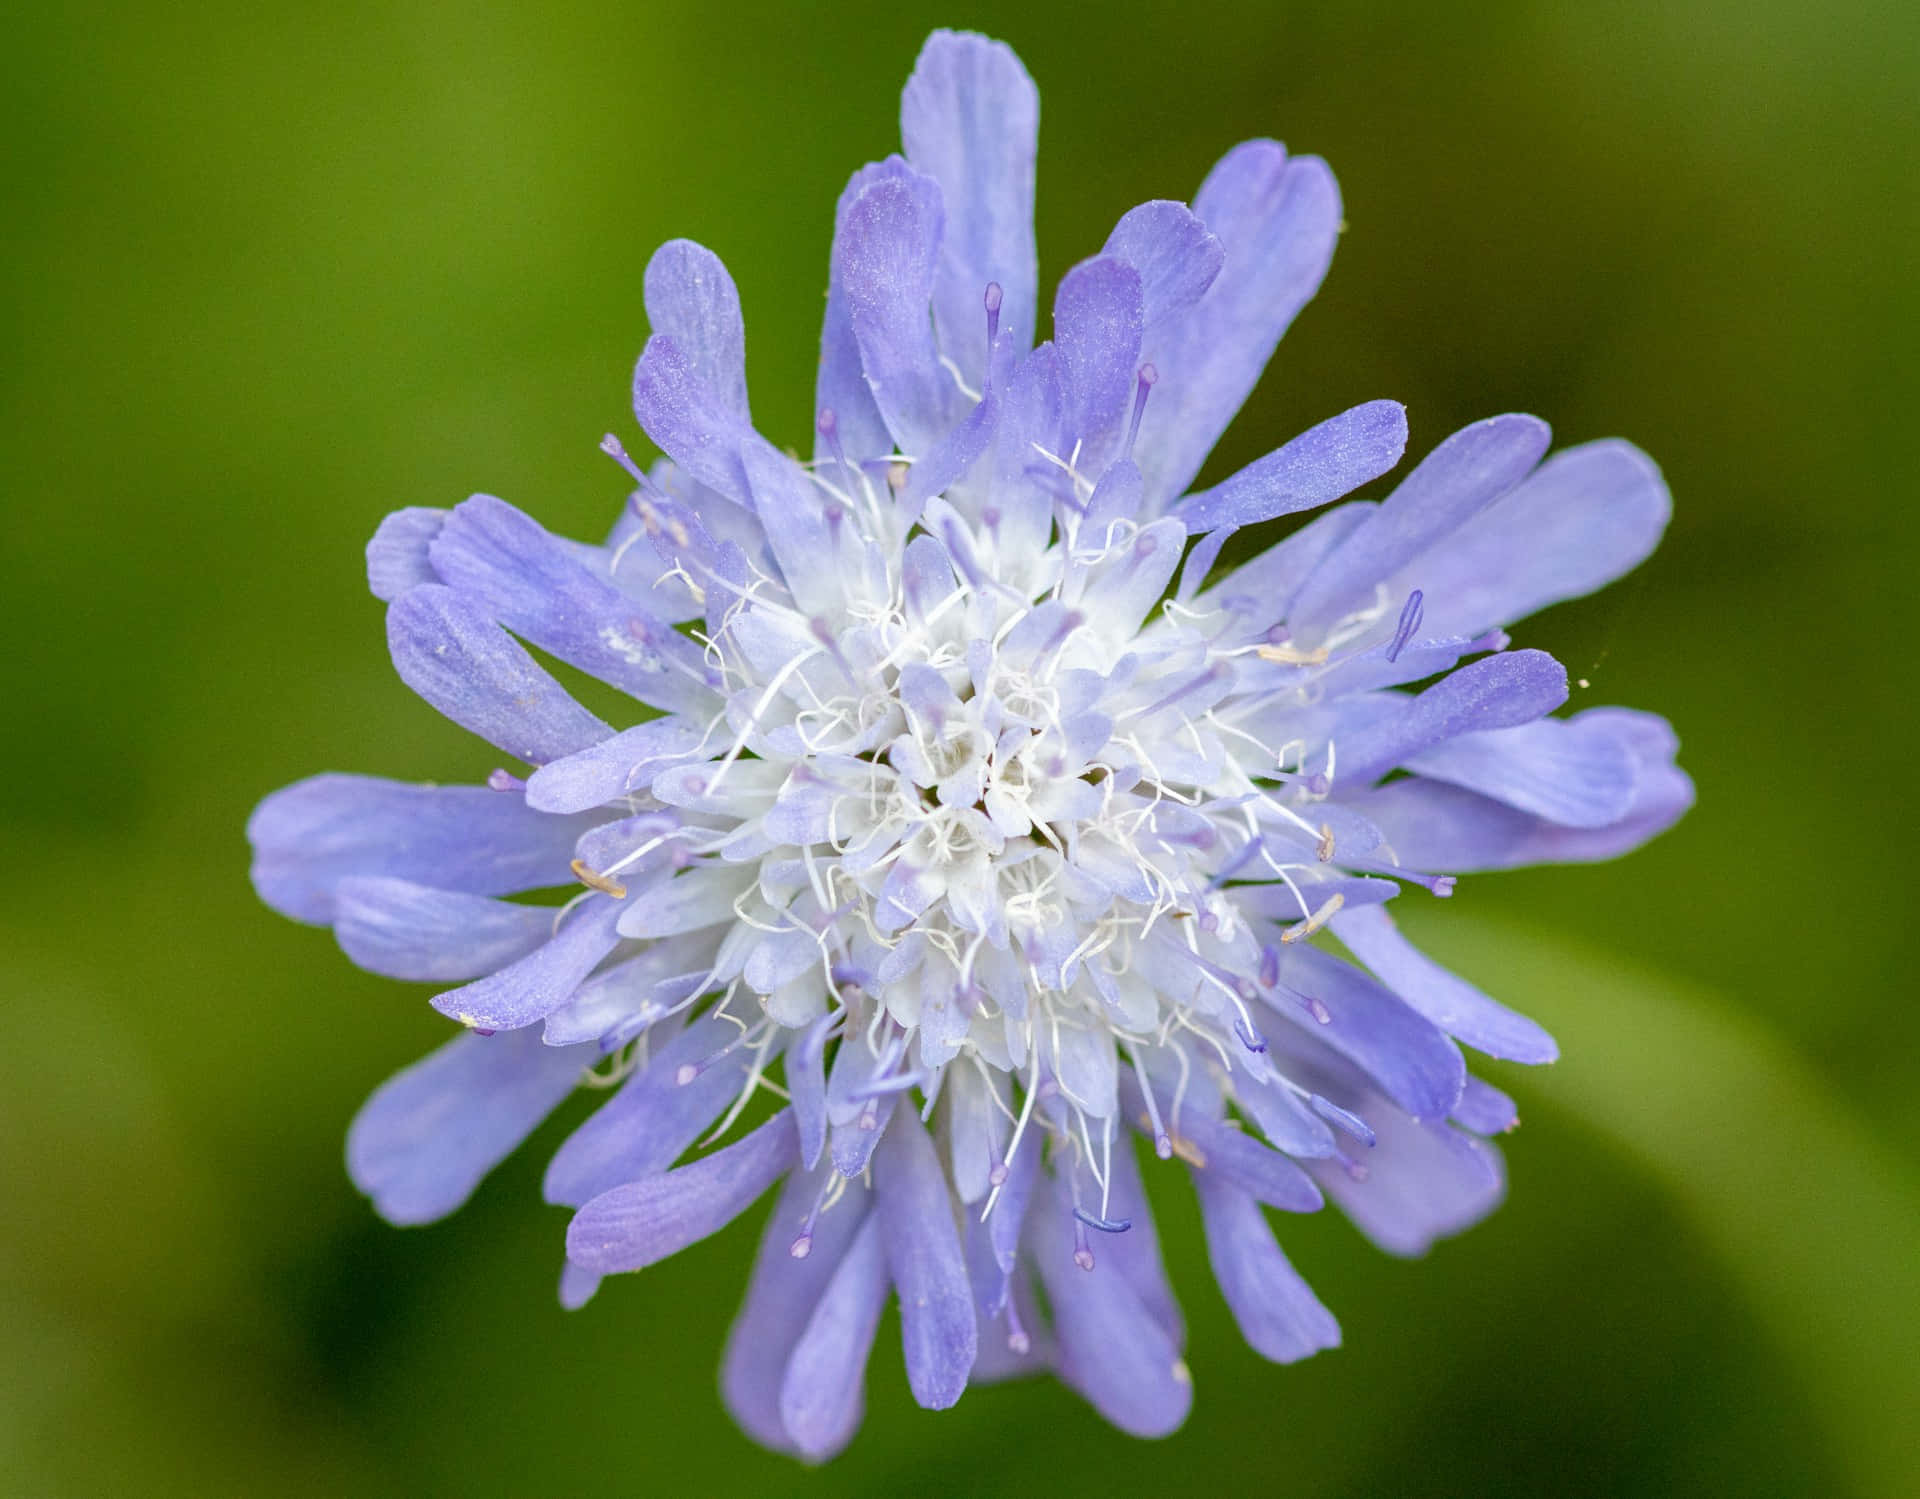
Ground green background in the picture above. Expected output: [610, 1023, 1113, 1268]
[4, 2, 1914, 1494]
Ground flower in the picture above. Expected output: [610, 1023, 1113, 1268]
[248, 28, 1690, 1458]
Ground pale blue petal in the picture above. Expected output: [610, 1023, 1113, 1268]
[366, 507, 445, 600]
[332, 876, 553, 982]
[643, 238, 749, 421]
[1176, 400, 1407, 533]
[874, 1109, 976, 1409]
[429, 893, 625, 1031]
[778, 1209, 889, 1461]
[1192, 1172, 1340, 1362]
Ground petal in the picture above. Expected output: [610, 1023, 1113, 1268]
[1286, 414, 1552, 638]
[1344, 716, 1693, 871]
[347, 1026, 585, 1226]
[1406, 712, 1639, 828]
[1053, 255, 1144, 448]
[722, 1163, 872, 1455]
[427, 496, 716, 714]
[430, 893, 625, 1030]
[1192, 1172, 1340, 1362]
[542, 1015, 757, 1206]
[1134, 143, 1341, 511]
[789, 1013, 833, 1171]
[1031, 1182, 1192, 1439]
[1312, 1107, 1505, 1257]
[1335, 649, 1569, 786]
[1191, 500, 1372, 639]
[366, 507, 445, 600]
[523, 716, 711, 814]
[565, 1109, 798, 1275]
[1452, 1075, 1519, 1135]
[643, 239, 749, 421]
[1102, 200, 1223, 336]
[1274, 945, 1467, 1121]
[1330, 904, 1559, 1064]
[247, 774, 595, 924]
[1175, 400, 1407, 534]
[615, 862, 755, 939]
[817, 157, 918, 467]
[1386, 438, 1671, 640]
[1161, 1105, 1324, 1213]
[900, 30, 1039, 388]
[386, 584, 612, 765]
[837, 168, 958, 454]
[631, 332, 777, 507]
[874, 1108, 976, 1409]
[778, 1209, 890, 1462]
[331, 876, 554, 982]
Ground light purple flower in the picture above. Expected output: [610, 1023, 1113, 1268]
[250, 29, 1689, 1457]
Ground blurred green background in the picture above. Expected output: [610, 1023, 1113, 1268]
[4, 1, 1915, 1494]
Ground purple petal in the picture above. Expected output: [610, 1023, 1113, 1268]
[988, 342, 1066, 554]
[1053, 255, 1144, 449]
[778, 1209, 889, 1461]
[366, 507, 445, 600]
[1193, 500, 1372, 639]
[1386, 438, 1671, 639]
[430, 893, 625, 1031]
[1158, 1104, 1323, 1213]
[900, 30, 1039, 387]
[386, 584, 612, 765]
[1452, 1076, 1519, 1135]
[631, 332, 778, 506]
[1287, 414, 1552, 638]
[427, 496, 714, 715]
[523, 716, 710, 814]
[1335, 649, 1569, 787]
[1311, 1107, 1505, 1257]
[347, 1025, 586, 1226]
[1407, 712, 1639, 829]
[565, 1110, 798, 1275]
[790, 1014, 833, 1171]
[1274, 945, 1467, 1121]
[643, 239, 749, 421]
[722, 1164, 872, 1455]
[1102, 200, 1224, 335]
[542, 1016, 757, 1206]
[1032, 1180, 1192, 1438]
[837, 169, 958, 454]
[874, 1108, 976, 1409]
[817, 158, 918, 467]
[247, 773, 595, 925]
[1330, 904, 1558, 1064]
[332, 876, 554, 982]
[1176, 400, 1407, 534]
[1134, 143, 1340, 511]
[1192, 1172, 1340, 1362]
[1344, 712, 1693, 871]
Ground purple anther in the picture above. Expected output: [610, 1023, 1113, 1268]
[1233, 1017, 1269, 1054]
[1303, 993, 1333, 1026]
[1005, 1294, 1032, 1355]
[1124, 362, 1158, 459]
[1470, 627, 1511, 655]
[1153, 1132, 1174, 1161]
[988, 1159, 1009, 1187]
[981, 505, 1002, 538]
[1305, 771, 1332, 796]
[1432, 875, 1457, 898]
[472, 1028, 496, 1038]
[1310, 1094, 1376, 1147]
[788, 1231, 813, 1260]
[1072, 1219, 1096, 1271]
[1198, 910, 1219, 934]
[1073, 1206, 1134, 1234]
[486, 768, 526, 793]
[983, 281, 1003, 347]
[599, 432, 657, 493]
[674, 1062, 700, 1086]
[1386, 588, 1424, 664]
[1258, 944, 1281, 989]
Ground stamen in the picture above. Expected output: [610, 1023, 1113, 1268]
[1316, 823, 1336, 862]
[569, 858, 628, 898]
[1004, 1293, 1032, 1355]
[1310, 1094, 1376, 1147]
[1386, 589, 1424, 663]
[599, 433, 659, 494]
[1073, 1206, 1133, 1233]
[1280, 891, 1346, 944]
[1072, 1217, 1096, 1271]
[1124, 362, 1158, 460]
[1233, 1016, 1268, 1054]
[983, 281, 1003, 352]
[486, 768, 525, 792]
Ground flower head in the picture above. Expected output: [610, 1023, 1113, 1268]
[250, 29, 1689, 1457]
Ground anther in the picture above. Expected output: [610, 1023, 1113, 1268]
[988, 1159, 1010, 1187]
[1280, 892, 1346, 945]
[570, 858, 628, 898]
[1004, 1294, 1032, 1355]
[1233, 1017, 1269, 1054]
[1124, 362, 1158, 460]
[1073, 1206, 1133, 1234]
[1072, 1219, 1096, 1271]
[599, 433, 659, 494]
[1310, 1094, 1376, 1147]
[486, 768, 526, 793]
[1316, 823, 1336, 862]
[1386, 589, 1424, 664]
[983, 281, 1003, 349]
[1258, 945, 1281, 989]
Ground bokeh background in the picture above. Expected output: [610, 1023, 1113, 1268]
[5, 2, 1915, 1494]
